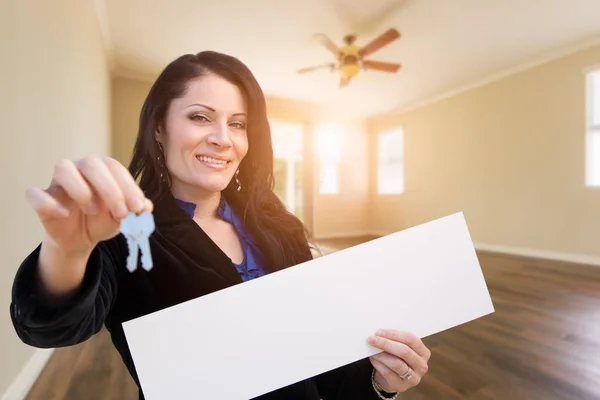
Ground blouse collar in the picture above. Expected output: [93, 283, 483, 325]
[173, 196, 229, 222]
[168, 194, 258, 249]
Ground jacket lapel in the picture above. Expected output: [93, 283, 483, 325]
[152, 192, 243, 286]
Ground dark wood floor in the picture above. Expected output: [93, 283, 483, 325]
[25, 237, 600, 400]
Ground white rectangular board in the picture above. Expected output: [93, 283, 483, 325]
[123, 212, 495, 399]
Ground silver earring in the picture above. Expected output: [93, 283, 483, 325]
[235, 169, 242, 192]
[157, 154, 164, 179]
[157, 142, 166, 180]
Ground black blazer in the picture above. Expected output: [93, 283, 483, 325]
[10, 192, 381, 400]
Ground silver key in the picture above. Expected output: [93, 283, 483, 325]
[120, 213, 140, 272]
[136, 211, 155, 271]
[120, 211, 155, 272]
[124, 232, 139, 273]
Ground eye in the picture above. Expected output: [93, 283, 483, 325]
[190, 114, 210, 123]
[230, 121, 246, 130]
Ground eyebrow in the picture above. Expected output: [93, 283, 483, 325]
[186, 103, 247, 117]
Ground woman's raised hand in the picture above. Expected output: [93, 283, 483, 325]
[25, 155, 153, 256]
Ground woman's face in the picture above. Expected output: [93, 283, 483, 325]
[157, 73, 249, 200]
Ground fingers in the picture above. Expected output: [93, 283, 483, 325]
[369, 357, 403, 390]
[145, 198, 154, 213]
[375, 329, 431, 361]
[371, 352, 420, 385]
[25, 187, 70, 219]
[52, 159, 99, 215]
[102, 156, 147, 214]
[50, 156, 151, 220]
[368, 332, 429, 377]
[77, 156, 133, 218]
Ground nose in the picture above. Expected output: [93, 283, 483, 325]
[208, 121, 233, 148]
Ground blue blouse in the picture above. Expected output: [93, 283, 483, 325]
[174, 197, 268, 282]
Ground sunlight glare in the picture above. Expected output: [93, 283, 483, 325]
[316, 124, 342, 162]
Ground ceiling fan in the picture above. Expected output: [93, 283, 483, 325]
[297, 28, 401, 88]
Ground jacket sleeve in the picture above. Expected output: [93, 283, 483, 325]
[314, 357, 388, 400]
[9, 237, 125, 349]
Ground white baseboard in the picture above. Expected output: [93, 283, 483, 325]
[474, 242, 600, 267]
[2, 349, 54, 400]
[315, 230, 600, 267]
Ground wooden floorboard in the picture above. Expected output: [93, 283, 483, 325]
[25, 238, 600, 400]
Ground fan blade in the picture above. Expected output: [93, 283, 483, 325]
[358, 28, 400, 57]
[297, 63, 336, 74]
[363, 60, 401, 73]
[339, 76, 351, 88]
[315, 33, 341, 58]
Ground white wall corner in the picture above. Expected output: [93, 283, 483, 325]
[474, 242, 600, 267]
[92, 0, 116, 72]
[1, 349, 54, 400]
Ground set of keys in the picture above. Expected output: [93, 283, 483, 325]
[119, 211, 156, 272]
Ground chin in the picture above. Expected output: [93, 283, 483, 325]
[194, 177, 231, 193]
[173, 170, 233, 195]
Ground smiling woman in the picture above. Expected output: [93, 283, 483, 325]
[157, 80, 250, 196]
[10, 50, 430, 400]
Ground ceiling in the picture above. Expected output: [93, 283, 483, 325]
[101, 0, 600, 117]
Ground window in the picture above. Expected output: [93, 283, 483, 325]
[270, 121, 304, 219]
[316, 124, 342, 194]
[377, 128, 404, 194]
[586, 69, 600, 187]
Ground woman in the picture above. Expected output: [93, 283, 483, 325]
[11, 51, 431, 399]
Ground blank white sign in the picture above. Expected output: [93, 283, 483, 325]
[123, 212, 494, 400]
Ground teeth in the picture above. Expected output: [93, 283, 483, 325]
[197, 156, 228, 165]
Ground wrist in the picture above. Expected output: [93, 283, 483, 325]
[42, 232, 95, 259]
[371, 369, 399, 399]
[37, 238, 94, 297]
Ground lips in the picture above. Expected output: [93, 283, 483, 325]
[195, 155, 232, 171]
[196, 155, 229, 165]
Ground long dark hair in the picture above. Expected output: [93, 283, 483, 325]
[128, 51, 313, 271]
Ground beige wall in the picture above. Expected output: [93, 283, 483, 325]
[0, 0, 111, 396]
[111, 77, 151, 165]
[368, 44, 600, 258]
[111, 81, 371, 238]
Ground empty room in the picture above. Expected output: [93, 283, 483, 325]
[2, 0, 600, 399]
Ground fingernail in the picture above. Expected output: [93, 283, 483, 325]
[24, 188, 40, 206]
[131, 197, 144, 212]
[368, 336, 377, 345]
[115, 201, 128, 218]
[376, 329, 386, 336]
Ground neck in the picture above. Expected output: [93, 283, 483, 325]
[170, 183, 222, 222]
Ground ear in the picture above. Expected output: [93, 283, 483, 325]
[154, 125, 162, 144]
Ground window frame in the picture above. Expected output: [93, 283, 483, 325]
[377, 127, 405, 195]
[585, 68, 600, 187]
[315, 124, 342, 195]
